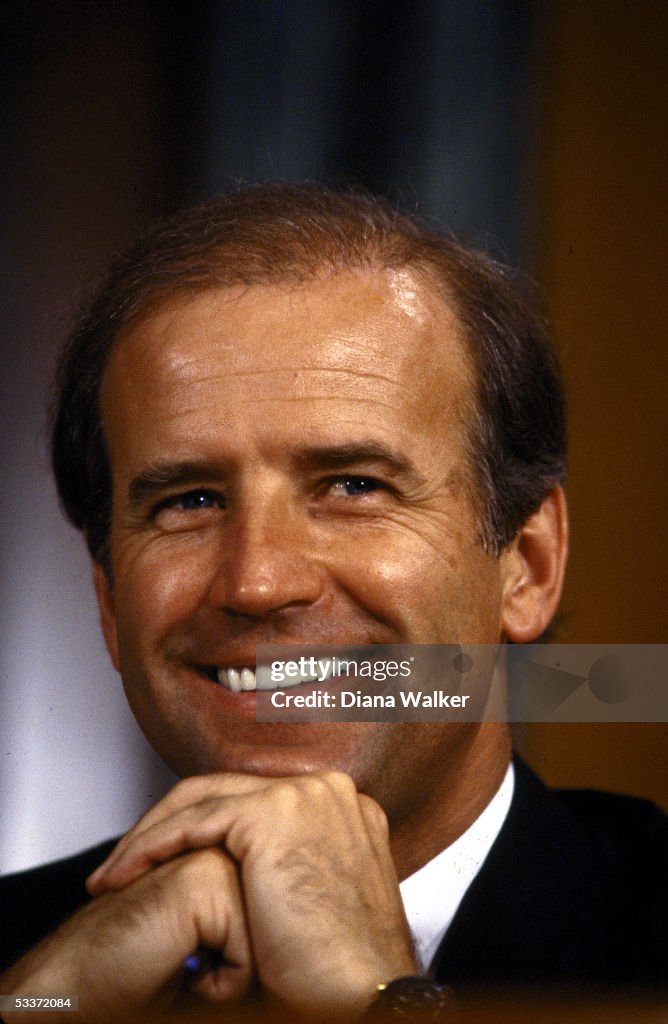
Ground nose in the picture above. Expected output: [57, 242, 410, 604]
[206, 493, 326, 619]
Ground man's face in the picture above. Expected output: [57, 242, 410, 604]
[96, 269, 511, 820]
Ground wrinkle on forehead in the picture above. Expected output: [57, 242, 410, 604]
[105, 268, 472, 437]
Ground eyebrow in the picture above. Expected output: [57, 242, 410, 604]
[126, 441, 426, 509]
[292, 441, 425, 485]
[127, 460, 227, 509]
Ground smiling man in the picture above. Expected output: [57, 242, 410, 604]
[1, 185, 665, 1022]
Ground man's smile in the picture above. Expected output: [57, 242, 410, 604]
[215, 663, 336, 691]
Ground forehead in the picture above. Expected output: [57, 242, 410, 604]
[102, 268, 473, 457]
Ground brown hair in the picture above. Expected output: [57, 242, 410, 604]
[51, 182, 566, 568]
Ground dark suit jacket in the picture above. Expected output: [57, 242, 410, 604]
[433, 758, 667, 992]
[1, 758, 666, 993]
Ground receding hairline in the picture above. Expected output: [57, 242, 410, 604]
[104, 259, 478, 447]
[106, 245, 469, 352]
[51, 183, 565, 568]
[101, 260, 483, 540]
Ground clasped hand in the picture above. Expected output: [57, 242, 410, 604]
[2, 772, 417, 1022]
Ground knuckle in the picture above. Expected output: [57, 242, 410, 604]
[179, 799, 225, 842]
[168, 776, 199, 806]
[169, 773, 220, 804]
[320, 769, 357, 797]
[268, 779, 302, 814]
[360, 794, 389, 834]
[177, 846, 229, 883]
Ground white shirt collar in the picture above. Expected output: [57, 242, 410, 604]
[399, 761, 515, 971]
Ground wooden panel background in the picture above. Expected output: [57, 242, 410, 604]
[521, 1, 668, 808]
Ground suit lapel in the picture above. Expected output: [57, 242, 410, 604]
[431, 757, 611, 988]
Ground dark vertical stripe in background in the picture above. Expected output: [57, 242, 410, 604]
[189, 1, 536, 261]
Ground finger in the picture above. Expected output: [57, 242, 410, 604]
[127, 847, 254, 1006]
[358, 794, 392, 861]
[89, 770, 367, 896]
[176, 848, 254, 1005]
[89, 770, 360, 894]
[13, 847, 255, 1021]
[87, 773, 276, 892]
[89, 797, 241, 894]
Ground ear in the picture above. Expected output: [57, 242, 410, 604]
[500, 485, 568, 643]
[92, 560, 121, 672]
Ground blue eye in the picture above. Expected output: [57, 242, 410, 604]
[178, 490, 219, 509]
[330, 477, 382, 496]
[151, 488, 225, 532]
[160, 489, 222, 512]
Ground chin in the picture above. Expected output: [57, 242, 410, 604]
[167, 733, 355, 781]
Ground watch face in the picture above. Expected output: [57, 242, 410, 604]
[368, 976, 455, 1020]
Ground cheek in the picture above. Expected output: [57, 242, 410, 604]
[329, 530, 455, 634]
[333, 526, 503, 641]
[112, 541, 214, 651]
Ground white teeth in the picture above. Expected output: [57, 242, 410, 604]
[240, 667, 256, 691]
[216, 660, 339, 692]
[256, 670, 278, 691]
[217, 666, 255, 691]
[319, 660, 335, 683]
[227, 668, 242, 692]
